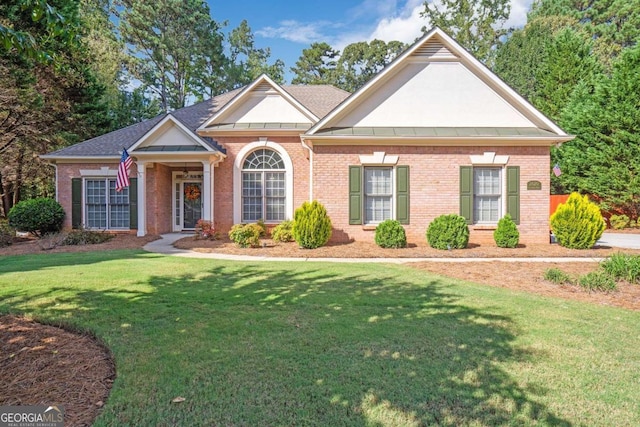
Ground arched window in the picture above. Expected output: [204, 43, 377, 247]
[242, 149, 286, 222]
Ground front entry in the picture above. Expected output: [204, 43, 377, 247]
[173, 172, 203, 231]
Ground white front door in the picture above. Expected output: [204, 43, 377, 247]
[173, 172, 203, 231]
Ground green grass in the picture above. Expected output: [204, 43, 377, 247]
[1, 251, 640, 426]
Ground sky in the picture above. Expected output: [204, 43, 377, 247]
[208, 0, 535, 82]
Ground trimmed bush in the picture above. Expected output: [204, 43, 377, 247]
[543, 268, 573, 285]
[228, 223, 262, 248]
[426, 214, 469, 250]
[601, 253, 640, 284]
[0, 220, 14, 247]
[8, 198, 65, 237]
[609, 214, 630, 230]
[272, 220, 294, 243]
[578, 271, 616, 292]
[293, 201, 332, 249]
[550, 192, 605, 249]
[256, 219, 267, 237]
[374, 219, 406, 248]
[493, 214, 519, 248]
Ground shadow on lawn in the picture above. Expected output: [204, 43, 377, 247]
[3, 261, 571, 426]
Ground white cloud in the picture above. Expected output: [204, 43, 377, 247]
[505, 0, 534, 29]
[256, 20, 331, 44]
[368, 0, 426, 44]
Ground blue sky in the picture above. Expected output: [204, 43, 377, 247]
[208, 0, 534, 81]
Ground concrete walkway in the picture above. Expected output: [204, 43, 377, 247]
[142, 233, 622, 264]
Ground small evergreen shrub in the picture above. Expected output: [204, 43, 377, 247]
[272, 220, 294, 243]
[293, 201, 332, 249]
[195, 220, 219, 240]
[578, 271, 616, 292]
[426, 214, 469, 250]
[62, 227, 114, 246]
[0, 220, 14, 247]
[601, 253, 640, 284]
[609, 214, 630, 230]
[493, 214, 519, 248]
[256, 219, 267, 237]
[550, 192, 605, 249]
[8, 198, 65, 237]
[543, 268, 573, 285]
[374, 219, 406, 248]
[228, 223, 262, 248]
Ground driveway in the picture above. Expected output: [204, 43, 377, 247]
[598, 232, 640, 249]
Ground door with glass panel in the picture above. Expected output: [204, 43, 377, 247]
[174, 178, 202, 231]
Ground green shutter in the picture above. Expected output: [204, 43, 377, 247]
[129, 178, 138, 230]
[506, 166, 520, 224]
[71, 178, 82, 229]
[349, 166, 362, 225]
[460, 166, 473, 224]
[396, 165, 410, 224]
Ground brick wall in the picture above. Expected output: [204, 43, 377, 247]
[312, 144, 551, 245]
[146, 163, 173, 234]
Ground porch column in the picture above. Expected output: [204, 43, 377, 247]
[136, 161, 147, 236]
[201, 161, 214, 222]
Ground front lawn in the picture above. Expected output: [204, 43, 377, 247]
[1, 250, 639, 426]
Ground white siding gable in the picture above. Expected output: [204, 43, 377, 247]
[138, 122, 200, 148]
[335, 61, 536, 128]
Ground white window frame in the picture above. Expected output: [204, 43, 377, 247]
[84, 178, 130, 230]
[241, 150, 286, 222]
[363, 166, 394, 225]
[473, 167, 502, 224]
[233, 140, 294, 224]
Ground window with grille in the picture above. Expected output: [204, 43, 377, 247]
[241, 149, 286, 222]
[473, 168, 501, 222]
[364, 167, 392, 224]
[86, 179, 129, 229]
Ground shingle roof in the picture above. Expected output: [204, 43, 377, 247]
[44, 85, 350, 158]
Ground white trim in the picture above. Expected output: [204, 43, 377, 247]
[198, 74, 319, 131]
[82, 177, 131, 231]
[171, 171, 205, 232]
[128, 114, 218, 153]
[80, 167, 118, 177]
[136, 162, 147, 236]
[306, 27, 569, 137]
[469, 152, 509, 165]
[359, 152, 399, 165]
[233, 140, 294, 224]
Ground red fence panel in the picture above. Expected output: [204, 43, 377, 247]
[550, 194, 570, 216]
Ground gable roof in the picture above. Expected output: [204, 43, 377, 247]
[304, 27, 573, 144]
[43, 83, 349, 159]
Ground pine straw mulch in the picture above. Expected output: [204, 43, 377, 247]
[2, 232, 640, 427]
[0, 315, 115, 427]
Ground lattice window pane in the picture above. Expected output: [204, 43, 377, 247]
[365, 196, 392, 223]
[474, 168, 501, 222]
[365, 168, 392, 195]
[243, 149, 285, 170]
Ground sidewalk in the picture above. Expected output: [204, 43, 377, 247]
[143, 233, 608, 263]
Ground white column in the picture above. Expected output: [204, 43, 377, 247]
[136, 162, 147, 236]
[201, 161, 214, 222]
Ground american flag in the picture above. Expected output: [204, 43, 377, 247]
[553, 164, 562, 177]
[116, 148, 133, 192]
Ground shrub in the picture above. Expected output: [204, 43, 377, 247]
[609, 214, 630, 230]
[601, 253, 640, 284]
[493, 214, 519, 248]
[543, 268, 573, 285]
[550, 192, 605, 249]
[578, 271, 616, 292]
[37, 232, 67, 250]
[62, 227, 114, 246]
[228, 223, 261, 248]
[8, 198, 65, 237]
[256, 219, 267, 237]
[293, 201, 332, 249]
[272, 220, 294, 243]
[195, 220, 219, 240]
[374, 220, 407, 248]
[0, 220, 14, 247]
[426, 214, 469, 250]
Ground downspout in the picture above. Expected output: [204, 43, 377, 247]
[300, 136, 313, 201]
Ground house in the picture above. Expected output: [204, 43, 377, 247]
[42, 28, 574, 245]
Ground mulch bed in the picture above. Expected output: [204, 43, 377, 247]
[0, 316, 115, 427]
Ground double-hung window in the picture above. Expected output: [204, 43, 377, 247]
[473, 168, 501, 222]
[364, 167, 393, 224]
[242, 149, 286, 222]
[85, 179, 130, 229]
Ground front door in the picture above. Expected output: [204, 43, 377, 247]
[183, 182, 202, 229]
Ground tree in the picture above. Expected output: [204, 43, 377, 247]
[555, 44, 640, 218]
[528, 0, 640, 66]
[290, 42, 339, 85]
[111, 87, 162, 129]
[421, 0, 511, 65]
[116, 0, 225, 111]
[337, 39, 406, 92]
